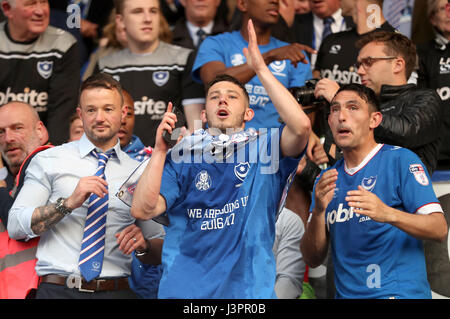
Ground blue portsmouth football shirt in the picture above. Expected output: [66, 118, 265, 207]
[158, 126, 302, 298]
[311, 144, 443, 299]
[192, 31, 313, 130]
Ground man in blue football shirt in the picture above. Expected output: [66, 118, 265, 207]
[130, 19, 311, 298]
[301, 83, 448, 299]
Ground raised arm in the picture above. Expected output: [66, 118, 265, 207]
[130, 103, 178, 220]
[242, 19, 311, 158]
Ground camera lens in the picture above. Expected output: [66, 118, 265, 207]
[293, 87, 316, 106]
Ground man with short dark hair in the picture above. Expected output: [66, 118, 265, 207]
[130, 20, 311, 298]
[8, 73, 164, 299]
[119, 90, 152, 162]
[308, 0, 395, 169]
[301, 83, 447, 299]
[314, 30, 443, 175]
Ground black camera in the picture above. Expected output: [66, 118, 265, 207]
[289, 79, 328, 114]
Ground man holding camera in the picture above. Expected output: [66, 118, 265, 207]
[312, 30, 442, 175]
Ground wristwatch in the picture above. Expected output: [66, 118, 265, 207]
[135, 248, 149, 257]
[135, 240, 151, 257]
[55, 197, 72, 216]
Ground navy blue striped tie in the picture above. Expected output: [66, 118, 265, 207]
[322, 17, 334, 41]
[196, 28, 207, 47]
[79, 150, 114, 282]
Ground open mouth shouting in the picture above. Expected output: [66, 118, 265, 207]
[337, 126, 352, 137]
[217, 108, 230, 119]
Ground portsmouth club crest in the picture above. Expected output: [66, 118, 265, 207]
[153, 71, 169, 87]
[195, 170, 211, 191]
[409, 164, 429, 186]
[231, 54, 245, 66]
[234, 162, 250, 187]
[91, 261, 101, 271]
[37, 61, 53, 79]
[361, 176, 377, 192]
[269, 60, 287, 75]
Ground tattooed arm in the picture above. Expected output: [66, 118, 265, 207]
[30, 176, 109, 236]
[9, 174, 109, 240]
[30, 203, 66, 236]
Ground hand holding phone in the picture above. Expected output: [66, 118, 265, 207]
[162, 105, 186, 148]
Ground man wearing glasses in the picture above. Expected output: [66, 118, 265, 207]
[313, 30, 442, 175]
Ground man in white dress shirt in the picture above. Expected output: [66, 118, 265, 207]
[8, 73, 164, 299]
[171, 0, 227, 49]
[293, 0, 354, 69]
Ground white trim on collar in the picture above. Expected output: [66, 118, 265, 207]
[344, 144, 384, 175]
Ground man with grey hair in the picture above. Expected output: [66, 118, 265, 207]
[0, 0, 80, 145]
[293, 0, 354, 69]
[0, 101, 50, 299]
[0, 100, 50, 223]
[171, 0, 228, 50]
[0, 102, 48, 183]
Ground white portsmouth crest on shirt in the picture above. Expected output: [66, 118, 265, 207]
[269, 60, 287, 76]
[234, 162, 250, 182]
[37, 61, 53, 79]
[195, 170, 212, 191]
[231, 53, 245, 66]
[409, 164, 429, 186]
[361, 176, 377, 192]
[329, 44, 341, 54]
[153, 71, 169, 87]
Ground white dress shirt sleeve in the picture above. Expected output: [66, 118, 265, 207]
[137, 219, 166, 239]
[7, 153, 52, 240]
